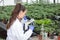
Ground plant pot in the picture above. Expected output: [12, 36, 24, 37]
[58, 36, 60, 40]
[37, 35, 42, 40]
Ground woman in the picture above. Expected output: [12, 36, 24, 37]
[6, 3, 34, 40]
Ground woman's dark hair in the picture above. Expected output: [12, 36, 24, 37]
[6, 3, 26, 29]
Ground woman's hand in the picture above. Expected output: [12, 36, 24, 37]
[29, 25, 34, 31]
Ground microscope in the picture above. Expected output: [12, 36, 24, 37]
[21, 16, 35, 32]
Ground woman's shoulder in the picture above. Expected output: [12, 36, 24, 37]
[8, 19, 22, 30]
[13, 18, 23, 27]
[7, 19, 23, 32]
[13, 18, 21, 26]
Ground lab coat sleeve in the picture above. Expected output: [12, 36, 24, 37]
[23, 29, 33, 40]
[11, 20, 33, 40]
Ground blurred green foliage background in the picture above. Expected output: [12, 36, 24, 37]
[0, 3, 60, 34]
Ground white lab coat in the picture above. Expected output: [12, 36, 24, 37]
[6, 18, 33, 40]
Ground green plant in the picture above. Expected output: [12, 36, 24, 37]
[34, 18, 56, 33]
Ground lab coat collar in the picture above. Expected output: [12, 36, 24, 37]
[16, 18, 22, 22]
